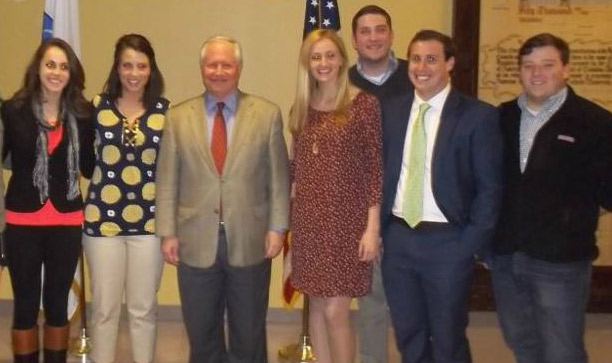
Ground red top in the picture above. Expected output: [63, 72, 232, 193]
[6, 125, 84, 226]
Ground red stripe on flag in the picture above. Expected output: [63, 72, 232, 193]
[282, 231, 300, 308]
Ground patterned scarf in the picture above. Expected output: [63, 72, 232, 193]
[31, 97, 80, 204]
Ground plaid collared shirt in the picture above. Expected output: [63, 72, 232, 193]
[517, 87, 568, 172]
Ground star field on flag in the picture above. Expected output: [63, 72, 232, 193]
[303, 0, 340, 38]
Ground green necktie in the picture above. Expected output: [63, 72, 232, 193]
[403, 102, 431, 228]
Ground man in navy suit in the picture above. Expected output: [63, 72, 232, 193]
[380, 30, 503, 363]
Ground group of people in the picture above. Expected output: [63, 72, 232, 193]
[346, 6, 612, 363]
[1, 4, 611, 363]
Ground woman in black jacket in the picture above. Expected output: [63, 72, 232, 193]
[1, 37, 94, 363]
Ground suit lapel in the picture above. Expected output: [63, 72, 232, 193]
[506, 102, 523, 177]
[433, 89, 462, 169]
[387, 93, 415, 187]
[190, 95, 217, 174]
[224, 92, 252, 173]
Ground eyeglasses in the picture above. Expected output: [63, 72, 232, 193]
[122, 118, 140, 148]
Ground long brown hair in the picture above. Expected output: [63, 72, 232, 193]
[103, 33, 165, 108]
[12, 37, 90, 118]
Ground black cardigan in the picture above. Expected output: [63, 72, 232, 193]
[493, 87, 612, 262]
[1, 98, 95, 213]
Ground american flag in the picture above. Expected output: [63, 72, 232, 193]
[303, 0, 340, 38]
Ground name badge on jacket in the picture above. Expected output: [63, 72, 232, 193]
[557, 134, 576, 143]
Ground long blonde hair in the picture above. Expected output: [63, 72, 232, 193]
[289, 29, 352, 136]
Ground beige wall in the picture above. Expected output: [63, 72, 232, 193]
[0, 0, 453, 307]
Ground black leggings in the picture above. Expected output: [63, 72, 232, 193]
[6, 224, 82, 329]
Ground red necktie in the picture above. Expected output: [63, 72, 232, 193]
[211, 102, 227, 174]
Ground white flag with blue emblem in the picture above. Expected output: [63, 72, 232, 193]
[41, 0, 83, 323]
[42, 0, 81, 57]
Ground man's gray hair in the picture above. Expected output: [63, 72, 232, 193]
[199, 35, 243, 68]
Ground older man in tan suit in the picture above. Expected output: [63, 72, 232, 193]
[156, 35, 290, 363]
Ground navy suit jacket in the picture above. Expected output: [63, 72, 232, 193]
[381, 88, 503, 257]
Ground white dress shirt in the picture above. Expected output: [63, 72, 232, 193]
[392, 83, 451, 222]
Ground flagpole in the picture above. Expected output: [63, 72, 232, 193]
[70, 252, 92, 362]
[278, 294, 317, 363]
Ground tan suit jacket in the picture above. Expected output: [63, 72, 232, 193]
[155, 92, 290, 268]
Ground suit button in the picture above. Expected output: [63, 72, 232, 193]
[213, 208, 220, 214]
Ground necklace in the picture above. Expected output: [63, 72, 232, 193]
[312, 134, 319, 155]
[122, 117, 141, 148]
[311, 114, 331, 155]
[116, 99, 145, 148]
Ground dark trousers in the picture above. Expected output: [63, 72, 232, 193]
[382, 218, 474, 363]
[491, 252, 590, 363]
[178, 226, 271, 363]
[6, 224, 82, 329]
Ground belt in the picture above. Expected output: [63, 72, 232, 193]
[391, 215, 449, 230]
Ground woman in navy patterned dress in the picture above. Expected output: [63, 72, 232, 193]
[289, 29, 383, 363]
[82, 34, 168, 363]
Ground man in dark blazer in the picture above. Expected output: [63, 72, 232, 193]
[381, 30, 503, 363]
[348, 5, 412, 363]
[156, 36, 290, 362]
[491, 33, 612, 363]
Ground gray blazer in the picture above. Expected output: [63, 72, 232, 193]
[155, 91, 290, 268]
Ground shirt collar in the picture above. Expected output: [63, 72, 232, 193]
[356, 51, 399, 85]
[204, 90, 238, 114]
[413, 82, 451, 111]
[517, 86, 568, 116]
